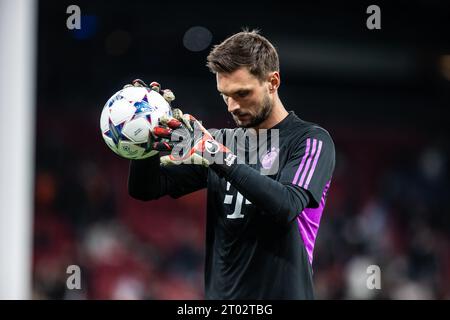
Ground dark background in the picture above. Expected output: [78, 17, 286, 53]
[34, 0, 450, 299]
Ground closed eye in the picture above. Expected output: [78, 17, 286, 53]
[219, 89, 250, 102]
[236, 90, 249, 98]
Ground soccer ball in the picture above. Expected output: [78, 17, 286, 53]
[100, 86, 173, 159]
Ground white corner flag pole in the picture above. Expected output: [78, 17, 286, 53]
[0, 0, 37, 299]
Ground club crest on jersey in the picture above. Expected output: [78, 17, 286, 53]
[261, 147, 279, 169]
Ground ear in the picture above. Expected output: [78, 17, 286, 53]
[268, 72, 280, 92]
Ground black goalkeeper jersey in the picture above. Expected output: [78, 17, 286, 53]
[128, 111, 335, 300]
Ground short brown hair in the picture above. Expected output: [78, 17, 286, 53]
[206, 29, 279, 82]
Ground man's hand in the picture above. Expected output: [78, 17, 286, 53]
[124, 79, 175, 103]
[124, 79, 193, 131]
[122, 79, 194, 156]
[159, 114, 235, 167]
[122, 79, 234, 166]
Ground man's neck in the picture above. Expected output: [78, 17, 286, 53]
[254, 96, 288, 130]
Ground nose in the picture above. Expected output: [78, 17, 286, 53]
[227, 97, 240, 114]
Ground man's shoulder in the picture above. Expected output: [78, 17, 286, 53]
[284, 115, 336, 164]
[286, 114, 333, 142]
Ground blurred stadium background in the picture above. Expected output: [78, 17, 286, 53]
[1, 0, 449, 299]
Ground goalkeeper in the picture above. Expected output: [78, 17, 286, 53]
[128, 30, 335, 300]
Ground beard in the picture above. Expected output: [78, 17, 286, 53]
[234, 93, 273, 128]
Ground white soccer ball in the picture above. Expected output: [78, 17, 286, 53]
[100, 86, 172, 159]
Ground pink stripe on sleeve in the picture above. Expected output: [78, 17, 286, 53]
[298, 139, 317, 188]
[292, 138, 311, 185]
[304, 140, 323, 190]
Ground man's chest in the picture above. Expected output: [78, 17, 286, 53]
[207, 138, 291, 226]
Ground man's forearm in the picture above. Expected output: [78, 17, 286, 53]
[210, 163, 310, 225]
[129, 156, 208, 200]
[128, 156, 164, 200]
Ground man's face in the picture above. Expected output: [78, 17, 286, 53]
[217, 68, 273, 128]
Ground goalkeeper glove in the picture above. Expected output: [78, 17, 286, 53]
[159, 113, 236, 167]
[123, 79, 235, 167]
[123, 79, 193, 154]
